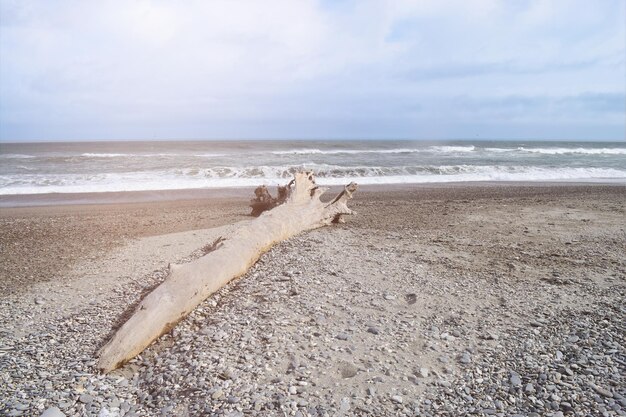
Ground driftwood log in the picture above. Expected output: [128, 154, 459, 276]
[249, 179, 294, 216]
[98, 172, 357, 373]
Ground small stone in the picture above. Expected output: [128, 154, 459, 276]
[391, 395, 403, 404]
[58, 402, 72, 411]
[558, 365, 573, 376]
[222, 368, 237, 380]
[417, 368, 429, 378]
[35, 297, 45, 305]
[339, 362, 358, 378]
[480, 331, 499, 340]
[367, 387, 376, 396]
[211, 389, 224, 400]
[525, 383, 535, 393]
[590, 383, 613, 398]
[405, 293, 417, 304]
[510, 371, 522, 387]
[98, 408, 112, 417]
[459, 352, 471, 364]
[336, 333, 349, 341]
[40, 407, 66, 417]
[367, 327, 380, 335]
[339, 397, 350, 412]
[79, 394, 93, 404]
[567, 335, 579, 343]
[226, 396, 240, 404]
[289, 386, 297, 395]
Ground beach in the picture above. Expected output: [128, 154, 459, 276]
[1, 183, 625, 416]
[3, 0, 626, 414]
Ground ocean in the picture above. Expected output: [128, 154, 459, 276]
[1, 140, 625, 195]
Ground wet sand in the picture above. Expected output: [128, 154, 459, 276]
[1, 183, 624, 296]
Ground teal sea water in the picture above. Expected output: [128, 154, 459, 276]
[1, 140, 625, 194]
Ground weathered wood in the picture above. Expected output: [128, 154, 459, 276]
[249, 179, 294, 216]
[98, 172, 357, 373]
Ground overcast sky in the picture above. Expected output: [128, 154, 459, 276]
[1, 0, 624, 142]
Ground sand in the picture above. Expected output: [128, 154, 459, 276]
[1, 183, 625, 416]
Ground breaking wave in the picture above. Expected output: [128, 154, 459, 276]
[485, 147, 626, 155]
[519, 147, 626, 155]
[2, 165, 625, 195]
[80, 153, 129, 158]
[272, 146, 480, 155]
[271, 148, 423, 155]
[429, 145, 476, 153]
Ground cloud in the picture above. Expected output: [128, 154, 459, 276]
[400, 58, 610, 81]
[0, 0, 624, 141]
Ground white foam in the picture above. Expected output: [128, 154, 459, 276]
[16, 165, 35, 171]
[517, 147, 626, 155]
[429, 145, 476, 153]
[2, 165, 625, 195]
[0, 153, 36, 159]
[484, 147, 517, 153]
[80, 153, 129, 158]
[271, 148, 422, 155]
[194, 153, 227, 158]
[80, 152, 227, 158]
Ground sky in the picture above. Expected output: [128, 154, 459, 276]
[0, 0, 625, 142]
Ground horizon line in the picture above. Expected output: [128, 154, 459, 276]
[2, 137, 625, 145]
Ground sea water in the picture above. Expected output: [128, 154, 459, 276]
[1, 140, 625, 195]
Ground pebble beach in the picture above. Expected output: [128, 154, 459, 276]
[1, 183, 625, 416]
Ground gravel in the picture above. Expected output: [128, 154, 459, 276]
[1, 186, 625, 416]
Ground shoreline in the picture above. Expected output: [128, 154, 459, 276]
[1, 182, 624, 296]
[1, 180, 625, 208]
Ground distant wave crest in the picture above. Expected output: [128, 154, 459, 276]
[0, 153, 36, 159]
[271, 148, 423, 155]
[429, 145, 476, 153]
[485, 147, 626, 155]
[272, 146, 482, 155]
[518, 147, 626, 155]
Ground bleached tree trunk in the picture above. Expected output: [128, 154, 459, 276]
[98, 172, 357, 373]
